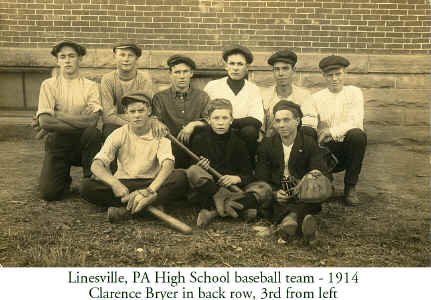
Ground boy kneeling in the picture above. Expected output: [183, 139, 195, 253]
[81, 91, 188, 221]
[186, 98, 262, 227]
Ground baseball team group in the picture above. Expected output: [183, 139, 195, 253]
[32, 40, 367, 241]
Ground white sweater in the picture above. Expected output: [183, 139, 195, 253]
[310, 85, 364, 142]
[204, 76, 264, 124]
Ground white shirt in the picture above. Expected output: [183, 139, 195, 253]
[282, 143, 293, 177]
[203, 76, 264, 124]
[261, 84, 314, 137]
[37, 75, 102, 118]
[94, 125, 174, 179]
[310, 85, 364, 142]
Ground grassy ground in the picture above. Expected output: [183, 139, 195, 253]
[0, 135, 429, 267]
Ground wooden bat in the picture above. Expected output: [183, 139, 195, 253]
[167, 133, 243, 193]
[133, 191, 193, 235]
[147, 206, 192, 234]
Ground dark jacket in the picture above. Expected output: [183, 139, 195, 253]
[256, 129, 328, 191]
[190, 126, 254, 187]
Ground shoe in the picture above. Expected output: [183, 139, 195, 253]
[279, 213, 298, 239]
[344, 185, 360, 206]
[302, 214, 317, 241]
[197, 209, 217, 227]
[107, 207, 131, 223]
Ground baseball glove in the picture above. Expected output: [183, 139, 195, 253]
[296, 170, 332, 204]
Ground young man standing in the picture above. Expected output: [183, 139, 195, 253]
[100, 41, 153, 140]
[309, 55, 367, 206]
[262, 49, 316, 138]
[81, 91, 188, 220]
[36, 40, 103, 201]
[204, 45, 264, 166]
[152, 55, 210, 168]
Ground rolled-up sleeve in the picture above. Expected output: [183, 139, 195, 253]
[156, 137, 175, 165]
[36, 80, 56, 118]
[86, 80, 102, 113]
[93, 128, 122, 166]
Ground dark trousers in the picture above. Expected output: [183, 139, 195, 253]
[39, 127, 102, 201]
[235, 125, 259, 168]
[273, 201, 322, 229]
[80, 169, 188, 207]
[326, 128, 367, 187]
[172, 143, 193, 169]
[102, 123, 121, 173]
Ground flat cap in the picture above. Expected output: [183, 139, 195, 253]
[167, 54, 196, 70]
[113, 41, 142, 57]
[222, 45, 253, 64]
[51, 40, 86, 57]
[273, 100, 303, 120]
[319, 55, 350, 72]
[267, 49, 298, 66]
[121, 90, 152, 106]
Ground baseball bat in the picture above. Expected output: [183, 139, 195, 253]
[167, 133, 243, 193]
[147, 206, 192, 235]
[133, 193, 193, 235]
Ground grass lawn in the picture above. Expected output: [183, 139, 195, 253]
[0, 135, 429, 267]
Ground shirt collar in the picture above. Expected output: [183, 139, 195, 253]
[170, 85, 191, 100]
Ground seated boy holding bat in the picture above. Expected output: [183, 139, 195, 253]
[185, 98, 264, 227]
[81, 91, 188, 221]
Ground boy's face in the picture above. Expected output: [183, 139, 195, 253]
[273, 61, 294, 87]
[273, 109, 298, 138]
[323, 67, 346, 93]
[208, 108, 233, 135]
[225, 54, 248, 80]
[114, 48, 138, 72]
[170, 63, 193, 90]
[56, 46, 81, 76]
[126, 101, 151, 128]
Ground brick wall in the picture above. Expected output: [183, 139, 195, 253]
[0, 0, 430, 54]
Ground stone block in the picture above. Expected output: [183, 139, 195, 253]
[402, 109, 429, 126]
[363, 88, 430, 109]
[369, 55, 431, 74]
[24, 71, 51, 108]
[149, 50, 224, 69]
[365, 102, 429, 126]
[397, 74, 431, 89]
[365, 107, 403, 126]
[80, 68, 113, 83]
[0, 48, 55, 68]
[348, 74, 396, 88]
[0, 72, 24, 108]
[366, 125, 429, 146]
[301, 73, 326, 89]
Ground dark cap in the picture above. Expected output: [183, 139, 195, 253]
[319, 55, 350, 72]
[51, 40, 86, 57]
[222, 45, 253, 64]
[113, 41, 142, 57]
[121, 90, 152, 107]
[273, 100, 303, 120]
[267, 49, 298, 67]
[167, 54, 196, 70]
